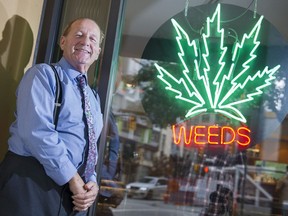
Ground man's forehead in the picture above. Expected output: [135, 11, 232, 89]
[72, 19, 98, 29]
[70, 20, 99, 35]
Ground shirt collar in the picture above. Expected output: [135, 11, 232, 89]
[58, 57, 88, 84]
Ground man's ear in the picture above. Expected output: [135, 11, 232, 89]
[60, 36, 65, 50]
[95, 47, 101, 60]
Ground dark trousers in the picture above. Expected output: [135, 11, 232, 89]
[0, 151, 85, 216]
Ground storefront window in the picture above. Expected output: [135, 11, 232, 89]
[99, 0, 288, 215]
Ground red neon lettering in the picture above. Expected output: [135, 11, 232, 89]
[172, 125, 194, 145]
[172, 125, 182, 145]
[237, 127, 251, 146]
[172, 124, 251, 148]
[208, 125, 219, 145]
[221, 126, 236, 145]
[194, 126, 206, 145]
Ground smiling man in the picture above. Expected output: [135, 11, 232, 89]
[61, 18, 101, 73]
[0, 18, 104, 216]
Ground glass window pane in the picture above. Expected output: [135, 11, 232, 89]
[102, 1, 288, 216]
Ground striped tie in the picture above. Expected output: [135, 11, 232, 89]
[77, 75, 97, 182]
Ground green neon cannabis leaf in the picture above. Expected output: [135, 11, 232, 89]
[155, 4, 280, 123]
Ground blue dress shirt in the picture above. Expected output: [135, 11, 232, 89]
[8, 57, 103, 185]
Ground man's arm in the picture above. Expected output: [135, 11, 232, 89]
[69, 173, 86, 194]
[69, 173, 99, 211]
[11, 65, 78, 185]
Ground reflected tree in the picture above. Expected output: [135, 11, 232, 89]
[137, 62, 188, 128]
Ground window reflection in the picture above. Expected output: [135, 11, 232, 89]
[100, 1, 288, 215]
[102, 56, 288, 216]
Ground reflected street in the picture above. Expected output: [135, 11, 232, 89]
[112, 198, 202, 216]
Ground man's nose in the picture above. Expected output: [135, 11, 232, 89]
[80, 36, 90, 45]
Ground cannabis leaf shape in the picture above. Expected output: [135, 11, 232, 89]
[155, 4, 280, 123]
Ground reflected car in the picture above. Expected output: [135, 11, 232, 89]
[126, 176, 168, 200]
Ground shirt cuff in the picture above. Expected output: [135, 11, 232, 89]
[45, 160, 77, 186]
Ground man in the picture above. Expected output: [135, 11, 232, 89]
[0, 18, 103, 215]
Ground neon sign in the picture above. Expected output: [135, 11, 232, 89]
[155, 4, 280, 123]
[172, 124, 251, 147]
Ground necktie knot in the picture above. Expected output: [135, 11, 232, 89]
[77, 75, 87, 89]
